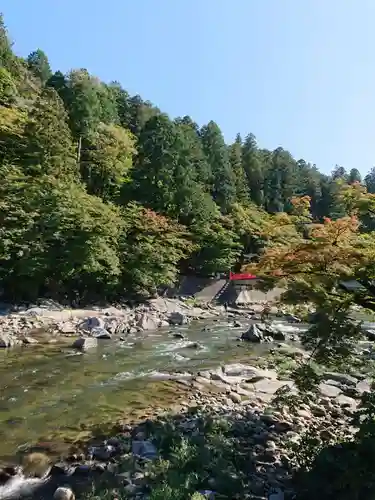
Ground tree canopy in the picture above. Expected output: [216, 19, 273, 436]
[0, 13, 372, 303]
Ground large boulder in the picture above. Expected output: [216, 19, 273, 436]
[79, 316, 105, 331]
[91, 327, 111, 339]
[241, 324, 264, 342]
[71, 337, 98, 350]
[167, 311, 189, 326]
[0, 333, 15, 348]
[136, 313, 159, 331]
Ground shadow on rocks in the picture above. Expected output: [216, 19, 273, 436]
[15, 402, 297, 500]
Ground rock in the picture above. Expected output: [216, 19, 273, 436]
[0, 333, 14, 348]
[364, 328, 375, 341]
[322, 372, 358, 386]
[319, 383, 341, 398]
[131, 439, 157, 460]
[80, 316, 105, 330]
[336, 394, 357, 409]
[167, 312, 188, 326]
[91, 327, 111, 339]
[173, 332, 185, 339]
[136, 313, 159, 331]
[253, 379, 293, 395]
[22, 336, 39, 344]
[22, 452, 51, 478]
[228, 392, 242, 403]
[284, 314, 301, 323]
[53, 487, 75, 500]
[233, 320, 242, 328]
[241, 324, 264, 342]
[186, 342, 202, 349]
[356, 378, 371, 394]
[71, 337, 98, 350]
[223, 363, 277, 381]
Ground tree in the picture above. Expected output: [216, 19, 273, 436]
[348, 168, 362, 184]
[186, 216, 242, 276]
[64, 69, 102, 140]
[229, 133, 248, 203]
[80, 123, 135, 201]
[132, 113, 181, 214]
[119, 203, 193, 297]
[175, 116, 212, 189]
[200, 121, 236, 213]
[0, 166, 124, 302]
[365, 167, 375, 194]
[27, 49, 52, 84]
[246, 194, 375, 499]
[23, 87, 77, 179]
[0, 67, 17, 106]
[0, 14, 15, 73]
[242, 134, 264, 206]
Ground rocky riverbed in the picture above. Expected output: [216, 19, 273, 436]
[0, 297, 225, 349]
[1, 299, 375, 499]
[0, 358, 371, 500]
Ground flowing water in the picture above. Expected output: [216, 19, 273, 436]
[1, 312, 362, 463]
[0, 316, 273, 462]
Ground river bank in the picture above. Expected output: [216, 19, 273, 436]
[1, 300, 375, 499]
[0, 352, 372, 500]
[0, 297, 227, 349]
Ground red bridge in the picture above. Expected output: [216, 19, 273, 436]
[229, 271, 257, 281]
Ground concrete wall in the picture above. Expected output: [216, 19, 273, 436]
[166, 276, 284, 304]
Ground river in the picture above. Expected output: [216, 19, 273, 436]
[2, 311, 373, 464]
[0, 315, 278, 462]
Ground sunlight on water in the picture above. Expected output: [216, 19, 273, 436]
[0, 316, 306, 461]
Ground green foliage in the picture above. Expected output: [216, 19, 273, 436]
[187, 217, 241, 276]
[27, 49, 52, 84]
[0, 67, 17, 106]
[23, 87, 77, 178]
[1, 12, 375, 302]
[200, 121, 236, 213]
[119, 203, 193, 298]
[0, 166, 124, 301]
[81, 123, 135, 201]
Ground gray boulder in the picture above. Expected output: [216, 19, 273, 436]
[137, 313, 159, 331]
[0, 333, 15, 348]
[80, 316, 105, 330]
[72, 337, 98, 350]
[241, 324, 264, 342]
[91, 327, 111, 339]
[167, 311, 189, 326]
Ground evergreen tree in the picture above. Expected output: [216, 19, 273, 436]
[200, 121, 236, 213]
[365, 167, 375, 193]
[27, 49, 52, 84]
[348, 168, 362, 184]
[242, 133, 264, 206]
[229, 133, 248, 203]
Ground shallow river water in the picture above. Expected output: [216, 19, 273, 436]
[0, 316, 275, 461]
[3, 313, 370, 463]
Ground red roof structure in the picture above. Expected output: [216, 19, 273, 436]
[229, 271, 257, 281]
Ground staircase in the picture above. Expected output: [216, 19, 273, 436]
[213, 280, 230, 302]
[194, 279, 228, 302]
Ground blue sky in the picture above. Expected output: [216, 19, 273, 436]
[2, 0, 374, 175]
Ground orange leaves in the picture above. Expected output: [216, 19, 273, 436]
[311, 216, 359, 244]
[290, 195, 311, 217]
[249, 211, 371, 286]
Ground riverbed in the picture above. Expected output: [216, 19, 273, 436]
[3, 310, 372, 464]
[0, 316, 278, 462]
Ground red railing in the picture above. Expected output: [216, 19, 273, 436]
[229, 271, 257, 281]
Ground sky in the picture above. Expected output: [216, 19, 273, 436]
[2, 0, 375, 175]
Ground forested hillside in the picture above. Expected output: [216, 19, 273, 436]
[1, 14, 374, 303]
